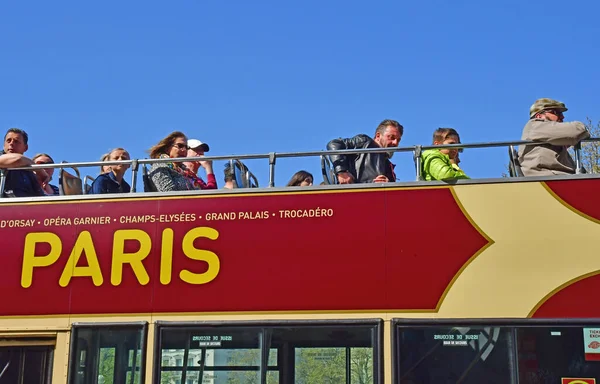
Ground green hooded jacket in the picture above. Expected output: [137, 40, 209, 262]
[421, 149, 469, 181]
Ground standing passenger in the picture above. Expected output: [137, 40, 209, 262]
[183, 139, 217, 189]
[89, 148, 131, 194]
[287, 171, 313, 186]
[421, 128, 469, 181]
[327, 119, 402, 184]
[518, 98, 590, 176]
[148, 131, 194, 192]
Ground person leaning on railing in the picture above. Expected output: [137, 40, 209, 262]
[148, 131, 196, 192]
[326, 119, 402, 184]
[0, 128, 45, 197]
[89, 148, 131, 194]
[518, 98, 590, 176]
[421, 128, 469, 181]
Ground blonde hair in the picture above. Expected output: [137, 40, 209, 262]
[101, 148, 130, 173]
[32, 153, 55, 163]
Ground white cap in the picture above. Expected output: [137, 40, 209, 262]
[187, 139, 210, 152]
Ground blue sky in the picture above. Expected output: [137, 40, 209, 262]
[1, 0, 599, 188]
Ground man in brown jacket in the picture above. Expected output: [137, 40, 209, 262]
[518, 98, 590, 176]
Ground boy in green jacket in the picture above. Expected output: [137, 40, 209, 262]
[422, 128, 469, 181]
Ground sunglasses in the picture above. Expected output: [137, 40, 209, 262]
[544, 109, 564, 117]
[173, 143, 188, 150]
[35, 161, 53, 165]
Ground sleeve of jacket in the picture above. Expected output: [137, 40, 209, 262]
[525, 120, 590, 146]
[326, 135, 369, 174]
[89, 175, 108, 194]
[202, 174, 218, 189]
[149, 164, 177, 192]
[424, 153, 470, 180]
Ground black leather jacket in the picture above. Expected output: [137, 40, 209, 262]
[326, 134, 396, 183]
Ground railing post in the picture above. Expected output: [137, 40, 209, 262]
[574, 142, 583, 174]
[413, 145, 423, 181]
[268, 152, 276, 187]
[130, 159, 139, 193]
[0, 169, 5, 198]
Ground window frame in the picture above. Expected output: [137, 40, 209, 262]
[391, 318, 600, 384]
[67, 321, 148, 384]
[153, 318, 383, 384]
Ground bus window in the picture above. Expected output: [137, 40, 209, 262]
[517, 326, 600, 382]
[395, 326, 513, 384]
[156, 321, 381, 384]
[0, 346, 53, 384]
[68, 323, 147, 384]
[394, 322, 600, 384]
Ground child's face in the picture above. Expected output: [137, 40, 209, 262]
[436, 135, 459, 159]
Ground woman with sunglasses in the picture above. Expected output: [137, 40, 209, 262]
[32, 153, 59, 195]
[148, 131, 195, 192]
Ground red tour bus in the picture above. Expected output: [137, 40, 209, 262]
[0, 141, 599, 384]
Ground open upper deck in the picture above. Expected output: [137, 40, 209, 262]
[1, 140, 600, 319]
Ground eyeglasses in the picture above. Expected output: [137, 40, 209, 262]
[173, 143, 188, 150]
[543, 109, 564, 118]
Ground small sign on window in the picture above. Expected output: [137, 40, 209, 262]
[191, 335, 232, 348]
[582, 328, 600, 361]
[561, 378, 596, 384]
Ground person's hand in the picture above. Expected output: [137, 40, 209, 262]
[34, 169, 50, 186]
[199, 159, 213, 174]
[337, 171, 354, 184]
[373, 175, 389, 183]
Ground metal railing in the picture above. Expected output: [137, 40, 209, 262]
[0, 137, 598, 198]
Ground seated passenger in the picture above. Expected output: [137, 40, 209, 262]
[286, 170, 313, 186]
[518, 98, 590, 176]
[327, 119, 402, 184]
[183, 139, 217, 189]
[99, 153, 111, 174]
[0, 128, 45, 197]
[32, 153, 60, 195]
[148, 131, 195, 192]
[89, 148, 131, 194]
[223, 163, 235, 189]
[422, 128, 469, 181]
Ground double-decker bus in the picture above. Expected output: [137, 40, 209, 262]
[0, 140, 599, 384]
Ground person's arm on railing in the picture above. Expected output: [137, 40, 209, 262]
[0, 153, 33, 168]
[526, 120, 590, 146]
[327, 135, 370, 184]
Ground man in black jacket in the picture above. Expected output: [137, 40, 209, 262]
[0, 128, 45, 197]
[327, 119, 403, 184]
